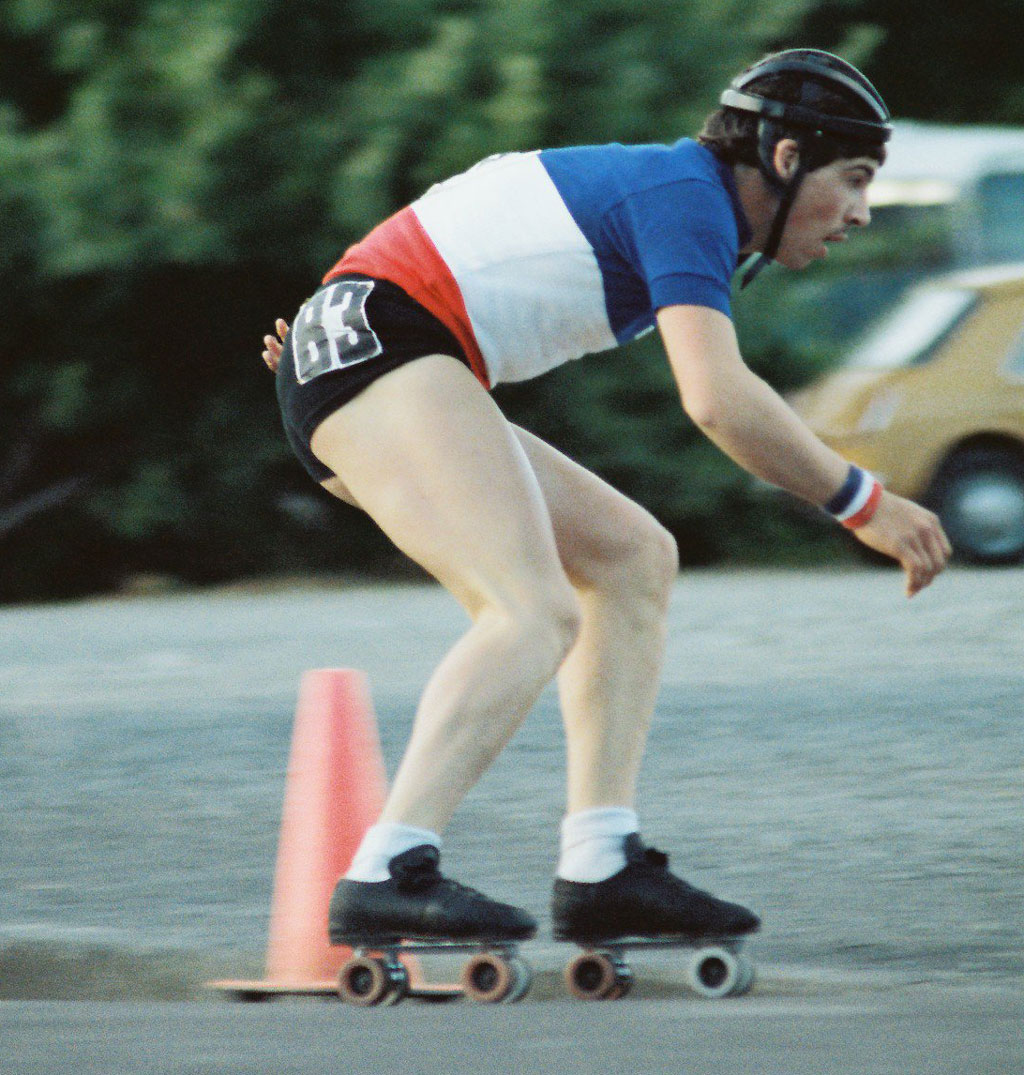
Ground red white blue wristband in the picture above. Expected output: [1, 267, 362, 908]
[825, 465, 883, 530]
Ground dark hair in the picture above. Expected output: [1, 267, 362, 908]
[698, 68, 887, 171]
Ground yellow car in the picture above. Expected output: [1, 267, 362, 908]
[789, 263, 1024, 563]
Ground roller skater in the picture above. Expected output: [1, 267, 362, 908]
[260, 49, 950, 1003]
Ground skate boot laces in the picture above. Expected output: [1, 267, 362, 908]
[389, 845, 444, 892]
[625, 834, 669, 870]
[389, 845, 489, 904]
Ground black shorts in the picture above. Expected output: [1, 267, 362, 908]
[275, 275, 469, 482]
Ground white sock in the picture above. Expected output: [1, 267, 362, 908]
[345, 822, 442, 882]
[557, 807, 639, 882]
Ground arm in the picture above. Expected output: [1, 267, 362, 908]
[657, 303, 952, 597]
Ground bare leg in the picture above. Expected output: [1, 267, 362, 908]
[309, 356, 580, 833]
[512, 427, 678, 814]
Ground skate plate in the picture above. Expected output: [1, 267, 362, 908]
[208, 970, 461, 1003]
[336, 939, 531, 1006]
[563, 936, 755, 1000]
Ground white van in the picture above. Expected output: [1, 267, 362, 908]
[871, 121, 1024, 268]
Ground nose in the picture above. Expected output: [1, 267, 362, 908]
[848, 191, 871, 228]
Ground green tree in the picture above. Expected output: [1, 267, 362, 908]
[10, 0, 1014, 598]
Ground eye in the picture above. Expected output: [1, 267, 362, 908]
[847, 171, 872, 192]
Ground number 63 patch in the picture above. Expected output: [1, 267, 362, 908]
[291, 280, 383, 384]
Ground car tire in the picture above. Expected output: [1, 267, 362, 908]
[927, 446, 1024, 564]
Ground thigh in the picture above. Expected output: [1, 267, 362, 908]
[309, 355, 570, 614]
[276, 275, 470, 485]
[511, 425, 676, 590]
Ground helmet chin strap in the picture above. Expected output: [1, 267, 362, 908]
[740, 138, 809, 289]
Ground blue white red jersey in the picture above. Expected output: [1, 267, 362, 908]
[324, 139, 751, 388]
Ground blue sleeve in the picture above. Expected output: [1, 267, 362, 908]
[615, 179, 738, 318]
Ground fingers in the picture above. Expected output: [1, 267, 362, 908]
[902, 514, 953, 598]
[261, 321, 289, 373]
[903, 559, 930, 599]
[903, 555, 937, 598]
[261, 335, 281, 372]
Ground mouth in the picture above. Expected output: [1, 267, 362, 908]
[815, 233, 847, 259]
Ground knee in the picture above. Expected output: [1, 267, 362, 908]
[497, 585, 582, 673]
[599, 512, 679, 615]
[641, 520, 680, 608]
[531, 586, 583, 667]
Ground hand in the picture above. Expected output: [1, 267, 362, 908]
[850, 490, 953, 597]
[261, 319, 289, 373]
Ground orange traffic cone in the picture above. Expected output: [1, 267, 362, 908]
[265, 667, 387, 988]
[210, 668, 452, 999]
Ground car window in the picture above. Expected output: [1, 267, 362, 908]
[844, 288, 977, 370]
[977, 173, 1024, 263]
[1004, 321, 1024, 378]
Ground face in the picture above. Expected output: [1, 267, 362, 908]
[773, 149, 879, 269]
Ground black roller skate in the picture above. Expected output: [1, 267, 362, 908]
[329, 845, 536, 1006]
[552, 834, 760, 1000]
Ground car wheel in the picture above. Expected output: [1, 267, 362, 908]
[928, 446, 1024, 564]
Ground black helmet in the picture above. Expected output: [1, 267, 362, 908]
[721, 49, 892, 150]
[721, 50, 892, 286]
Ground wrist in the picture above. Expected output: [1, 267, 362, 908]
[825, 464, 883, 530]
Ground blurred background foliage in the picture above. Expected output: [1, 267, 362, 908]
[1, 0, 1022, 600]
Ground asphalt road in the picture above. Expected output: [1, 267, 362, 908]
[0, 567, 1021, 1070]
[1, 987, 1022, 1075]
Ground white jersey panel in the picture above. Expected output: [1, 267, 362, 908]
[411, 152, 619, 384]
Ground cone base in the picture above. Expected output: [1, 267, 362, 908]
[206, 977, 462, 1001]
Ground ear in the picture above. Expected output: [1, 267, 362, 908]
[771, 138, 801, 182]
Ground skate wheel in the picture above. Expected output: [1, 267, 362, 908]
[565, 952, 629, 1001]
[504, 956, 533, 1003]
[686, 946, 747, 999]
[733, 954, 755, 996]
[460, 952, 517, 1003]
[338, 955, 408, 1006]
[602, 962, 633, 1001]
